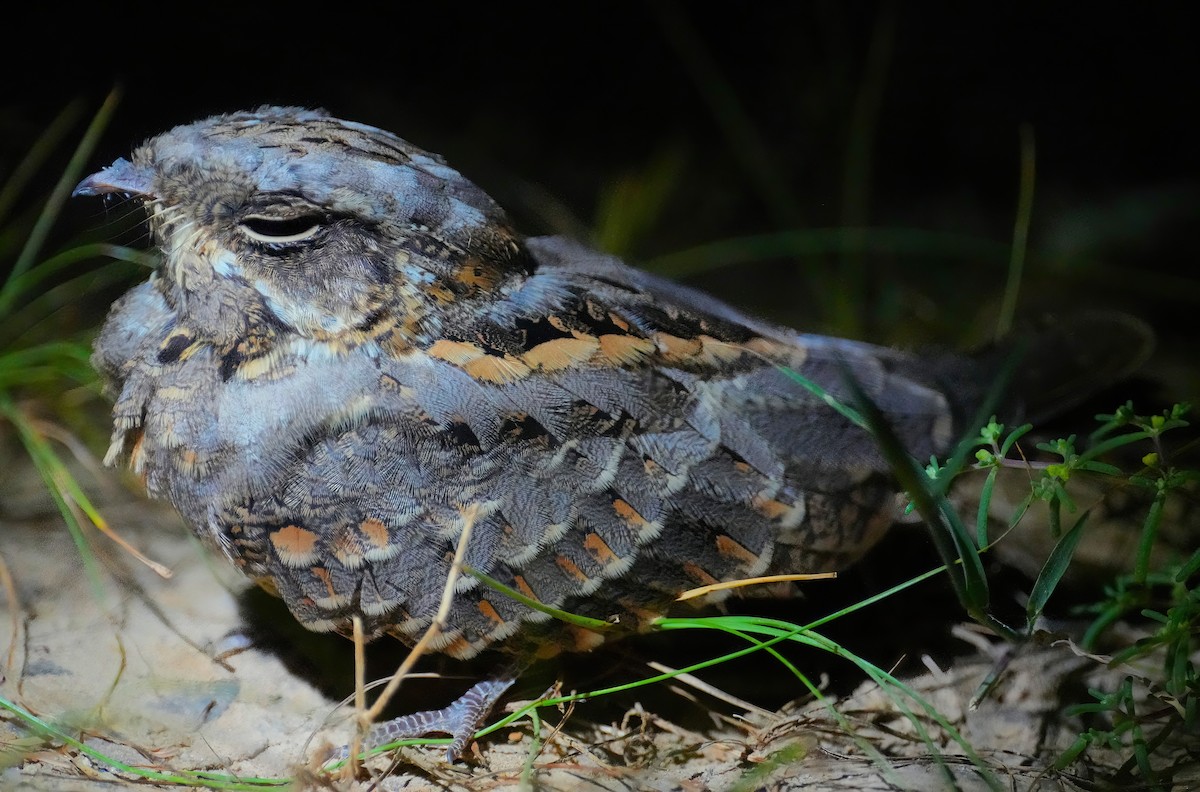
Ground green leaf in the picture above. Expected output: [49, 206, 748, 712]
[1027, 510, 1091, 625]
[998, 423, 1033, 456]
[975, 466, 999, 548]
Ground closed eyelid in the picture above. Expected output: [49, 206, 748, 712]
[238, 214, 325, 244]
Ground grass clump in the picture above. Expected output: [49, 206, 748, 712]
[0, 92, 159, 583]
[915, 402, 1197, 788]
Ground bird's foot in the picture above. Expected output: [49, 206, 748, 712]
[340, 675, 515, 763]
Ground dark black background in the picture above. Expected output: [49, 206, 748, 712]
[10, 6, 1194, 212]
[6, 5, 1196, 344]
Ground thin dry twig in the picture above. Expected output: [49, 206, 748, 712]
[675, 572, 836, 601]
[343, 615, 368, 781]
[23, 413, 171, 579]
[58, 483, 173, 579]
[0, 549, 22, 673]
[646, 660, 774, 718]
[357, 502, 481, 730]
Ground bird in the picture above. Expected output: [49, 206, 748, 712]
[73, 106, 1147, 761]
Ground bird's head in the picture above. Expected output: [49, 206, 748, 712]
[75, 106, 528, 345]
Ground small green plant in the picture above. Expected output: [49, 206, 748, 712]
[915, 402, 1197, 788]
[1053, 406, 1198, 791]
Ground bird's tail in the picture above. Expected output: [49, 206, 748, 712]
[974, 310, 1156, 426]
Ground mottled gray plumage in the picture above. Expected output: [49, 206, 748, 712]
[78, 106, 1007, 756]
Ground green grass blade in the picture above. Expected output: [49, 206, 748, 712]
[995, 124, 1036, 340]
[1, 395, 107, 604]
[775, 365, 868, 430]
[645, 227, 1012, 279]
[0, 243, 151, 317]
[654, 2, 802, 230]
[465, 564, 615, 631]
[0, 100, 86, 226]
[7, 89, 120, 287]
[0, 694, 289, 788]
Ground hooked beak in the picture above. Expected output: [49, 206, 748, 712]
[72, 158, 156, 198]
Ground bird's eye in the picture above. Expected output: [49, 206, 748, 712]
[239, 214, 325, 244]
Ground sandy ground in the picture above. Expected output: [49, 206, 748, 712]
[1, 437, 1196, 791]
